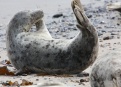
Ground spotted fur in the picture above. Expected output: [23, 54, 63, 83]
[6, 0, 98, 75]
[90, 48, 121, 87]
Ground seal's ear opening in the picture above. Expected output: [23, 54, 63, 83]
[30, 10, 44, 24]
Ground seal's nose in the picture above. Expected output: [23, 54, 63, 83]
[30, 10, 44, 24]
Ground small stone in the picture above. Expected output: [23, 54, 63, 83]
[12, 81, 19, 86]
[111, 32, 118, 35]
[117, 36, 120, 39]
[101, 30, 106, 33]
[53, 13, 63, 18]
[103, 36, 110, 40]
[80, 79, 86, 82]
[103, 33, 113, 40]
[68, 23, 74, 26]
[117, 23, 120, 26]
[73, 28, 77, 30]
[111, 17, 115, 19]
[87, 15, 92, 18]
[100, 21, 105, 24]
[20, 79, 33, 86]
[36, 79, 39, 81]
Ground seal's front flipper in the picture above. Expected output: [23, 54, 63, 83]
[15, 69, 25, 75]
[15, 68, 30, 76]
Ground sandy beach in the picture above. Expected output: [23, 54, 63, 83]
[0, 0, 121, 86]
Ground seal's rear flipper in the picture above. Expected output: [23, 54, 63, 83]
[71, 0, 96, 33]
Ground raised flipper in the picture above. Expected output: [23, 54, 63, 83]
[71, 0, 96, 34]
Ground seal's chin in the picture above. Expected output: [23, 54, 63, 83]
[107, 2, 121, 11]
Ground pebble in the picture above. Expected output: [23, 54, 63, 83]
[100, 21, 105, 24]
[87, 14, 92, 18]
[111, 32, 118, 35]
[103, 33, 113, 40]
[53, 13, 63, 18]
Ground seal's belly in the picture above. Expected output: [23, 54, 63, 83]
[11, 33, 72, 69]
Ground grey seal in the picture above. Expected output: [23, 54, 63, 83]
[90, 3, 121, 87]
[6, 0, 99, 75]
[107, 2, 121, 12]
[90, 48, 121, 87]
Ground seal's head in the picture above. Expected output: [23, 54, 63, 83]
[30, 10, 44, 24]
[9, 10, 44, 32]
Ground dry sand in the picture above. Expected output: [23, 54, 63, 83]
[0, 0, 121, 87]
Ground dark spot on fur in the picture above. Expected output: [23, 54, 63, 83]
[51, 40, 54, 42]
[55, 47, 57, 50]
[13, 51, 16, 53]
[59, 49, 62, 53]
[8, 50, 16, 55]
[24, 38, 29, 41]
[10, 44, 13, 48]
[33, 41, 40, 45]
[46, 44, 50, 49]
[14, 58, 18, 63]
[53, 53, 56, 55]
[46, 62, 51, 67]
[15, 35, 17, 37]
[56, 42, 60, 44]
[52, 45, 54, 48]
[20, 34, 25, 39]
[12, 44, 15, 47]
[25, 44, 31, 49]
[34, 47, 37, 49]
[45, 53, 50, 58]
[21, 51, 25, 54]
[36, 51, 39, 54]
